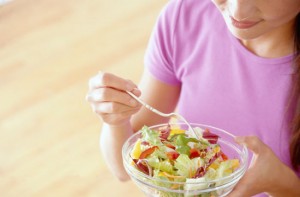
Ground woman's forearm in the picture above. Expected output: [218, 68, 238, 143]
[100, 122, 134, 181]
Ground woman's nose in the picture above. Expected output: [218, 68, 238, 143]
[228, 0, 255, 21]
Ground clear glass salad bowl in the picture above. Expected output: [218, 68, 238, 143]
[122, 123, 249, 197]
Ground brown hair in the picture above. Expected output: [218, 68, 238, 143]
[290, 13, 300, 170]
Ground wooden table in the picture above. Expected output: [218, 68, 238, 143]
[0, 0, 166, 196]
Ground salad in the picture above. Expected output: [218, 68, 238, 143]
[129, 125, 240, 196]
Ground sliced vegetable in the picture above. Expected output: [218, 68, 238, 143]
[202, 128, 219, 144]
[189, 148, 201, 159]
[130, 138, 142, 159]
[139, 146, 158, 159]
[166, 151, 180, 160]
[158, 125, 171, 140]
[133, 159, 151, 175]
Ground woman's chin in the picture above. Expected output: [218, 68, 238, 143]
[228, 27, 262, 41]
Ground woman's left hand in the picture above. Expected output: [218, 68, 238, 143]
[228, 136, 300, 197]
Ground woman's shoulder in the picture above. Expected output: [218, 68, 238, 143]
[162, 0, 218, 19]
[164, 0, 214, 10]
[160, 0, 223, 34]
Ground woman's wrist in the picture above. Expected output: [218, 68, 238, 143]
[267, 164, 300, 197]
[102, 120, 134, 139]
[104, 119, 131, 129]
[101, 115, 135, 132]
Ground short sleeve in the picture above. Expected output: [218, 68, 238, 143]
[144, 0, 182, 85]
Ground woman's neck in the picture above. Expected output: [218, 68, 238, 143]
[241, 20, 295, 58]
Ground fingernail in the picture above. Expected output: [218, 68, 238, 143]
[126, 83, 135, 91]
[132, 87, 141, 95]
[130, 99, 137, 107]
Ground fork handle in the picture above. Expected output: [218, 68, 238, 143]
[126, 91, 168, 117]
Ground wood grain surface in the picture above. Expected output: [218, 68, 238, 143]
[0, 0, 167, 196]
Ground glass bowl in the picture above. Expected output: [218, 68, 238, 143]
[122, 123, 249, 197]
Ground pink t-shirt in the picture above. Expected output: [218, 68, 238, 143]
[145, 0, 299, 195]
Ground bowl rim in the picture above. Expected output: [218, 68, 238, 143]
[122, 122, 249, 186]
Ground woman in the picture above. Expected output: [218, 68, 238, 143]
[86, 0, 300, 196]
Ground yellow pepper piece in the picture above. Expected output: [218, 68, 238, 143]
[158, 172, 165, 177]
[209, 162, 219, 170]
[213, 145, 221, 153]
[170, 128, 186, 135]
[231, 159, 240, 170]
[130, 139, 142, 159]
[224, 159, 240, 174]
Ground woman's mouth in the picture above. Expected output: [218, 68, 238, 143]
[230, 16, 261, 29]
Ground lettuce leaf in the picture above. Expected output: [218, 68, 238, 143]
[148, 157, 175, 174]
[174, 154, 201, 178]
[141, 126, 163, 146]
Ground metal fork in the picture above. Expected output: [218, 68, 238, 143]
[126, 91, 199, 139]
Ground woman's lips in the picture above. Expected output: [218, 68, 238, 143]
[230, 16, 261, 29]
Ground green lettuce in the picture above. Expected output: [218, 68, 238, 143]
[141, 126, 163, 146]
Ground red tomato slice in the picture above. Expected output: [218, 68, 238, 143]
[220, 151, 228, 161]
[189, 148, 201, 159]
[166, 151, 180, 160]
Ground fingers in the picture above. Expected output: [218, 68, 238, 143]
[88, 71, 137, 91]
[92, 101, 141, 114]
[235, 135, 265, 154]
[86, 87, 139, 107]
[228, 178, 256, 197]
[86, 71, 142, 125]
[228, 186, 248, 197]
[100, 108, 141, 125]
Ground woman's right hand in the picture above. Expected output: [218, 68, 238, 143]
[86, 71, 142, 126]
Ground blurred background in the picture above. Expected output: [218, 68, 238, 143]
[0, 0, 167, 196]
